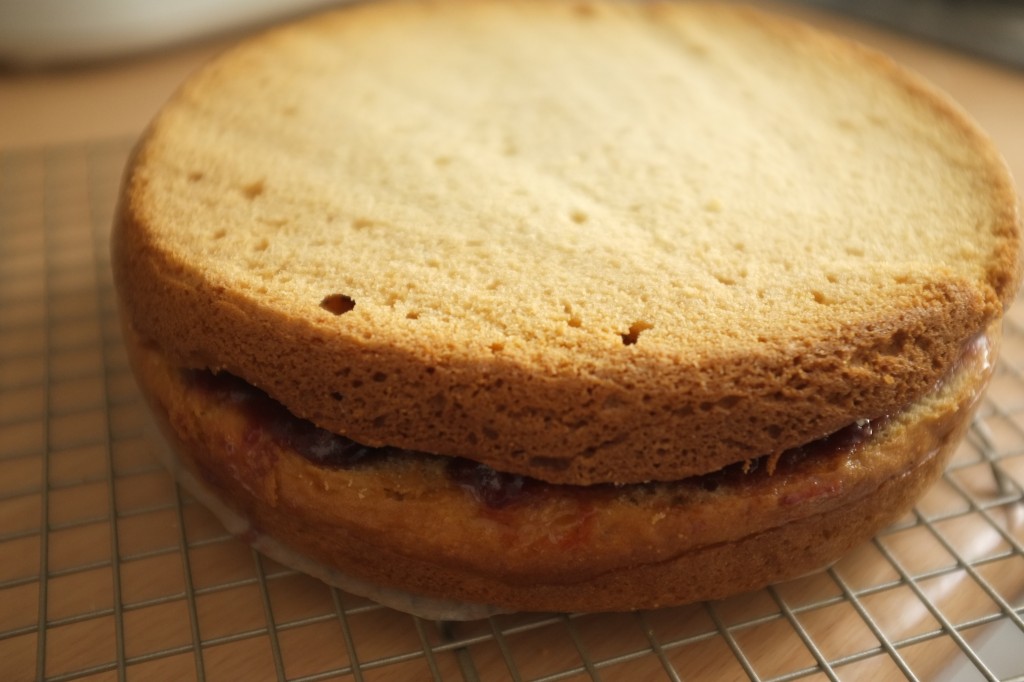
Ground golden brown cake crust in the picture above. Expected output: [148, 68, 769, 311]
[124, 318, 995, 613]
[112, 0, 1021, 485]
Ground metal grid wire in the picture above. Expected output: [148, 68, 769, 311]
[1, 139, 1023, 681]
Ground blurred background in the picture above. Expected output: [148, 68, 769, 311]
[1, 0, 1023, 157]
[802, 0, 1024, 68]
[2, 0, 1023, 69]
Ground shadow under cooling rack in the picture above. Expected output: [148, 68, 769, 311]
[1, 139, 1023, 681]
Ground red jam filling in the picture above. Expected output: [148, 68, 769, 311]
[183, 368, 886, 509]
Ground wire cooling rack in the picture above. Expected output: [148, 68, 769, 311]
[1, 138, 1023, 682]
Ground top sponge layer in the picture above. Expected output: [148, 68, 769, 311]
[113, 0, 1021, 484]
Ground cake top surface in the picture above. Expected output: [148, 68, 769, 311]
[115, 0, 1021, 484]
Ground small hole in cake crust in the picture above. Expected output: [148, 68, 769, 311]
[811, 290, 832, 305]
[240, 180, 266, 200]
[621, 321, 653, 346]
[330, 391, 344, 401]
[321, 294, 356, 315]
[573, 2, 597, 18]
[187, 171, 204, 182]
[563, 302, 584, 328]
[563, 303, 583, 328]
[570, 210, 589, 225]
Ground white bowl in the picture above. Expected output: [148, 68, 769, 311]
[0, 0, 346, 67]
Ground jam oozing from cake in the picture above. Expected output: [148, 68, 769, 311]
[445, 459, 531, 508]
[185, 369, 395, 469]
[183, 369, 885, 508]
[791, 418, 883, 460]
[693, 417, 884, 492]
